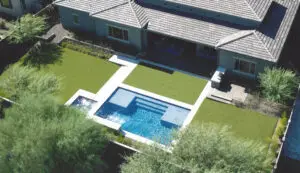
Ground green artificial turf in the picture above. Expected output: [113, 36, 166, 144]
[43, 48, 118, 102]
[124, 64, 207, 104]
[192, 99, 278, 142]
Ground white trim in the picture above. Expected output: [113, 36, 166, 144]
[107, 24, 130, 44]
[232, 69, 256, 78]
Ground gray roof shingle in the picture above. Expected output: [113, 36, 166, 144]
[55, 0, 148, 28]
[93, 2, 141, 28]
[145, 7, 241, 46]
[55, 0, 127, 13]
[245, 0, 273, 20]
[217, 0, 300, 62]
[164, 0, 270, 21]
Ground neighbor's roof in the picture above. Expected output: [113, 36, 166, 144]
[55, 0, 300, 62]
[165, 0, 273, 22]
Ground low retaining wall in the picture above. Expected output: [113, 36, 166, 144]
[59, 36, 137, 59]
[59, 36, 114, 54]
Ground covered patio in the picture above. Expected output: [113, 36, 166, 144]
[138, 31, 217, 77]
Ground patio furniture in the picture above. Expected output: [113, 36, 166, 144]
[211, 66, 226, 89]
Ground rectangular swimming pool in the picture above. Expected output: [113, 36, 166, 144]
[95, 87, 190, 144]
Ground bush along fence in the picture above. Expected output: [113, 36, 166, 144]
[59, 37, 114, 59]
[272, 85, 300, 173]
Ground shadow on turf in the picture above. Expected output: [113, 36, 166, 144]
[22, 42, 63, 68]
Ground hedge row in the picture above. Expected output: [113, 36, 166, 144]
[61, 39, 112, 59]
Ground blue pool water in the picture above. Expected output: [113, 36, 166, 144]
[95, 87, 190, 144]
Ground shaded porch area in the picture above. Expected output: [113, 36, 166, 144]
[139, 32, 217, 77]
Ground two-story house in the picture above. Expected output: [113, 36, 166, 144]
[54, 0, 300, 78]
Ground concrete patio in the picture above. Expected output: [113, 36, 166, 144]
[207, 84, 248, 104]
[207, 72, 253, 104]
[41, 23, 72, 43]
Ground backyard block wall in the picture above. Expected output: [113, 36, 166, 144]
[218, 50, 275, 77]
[58, 6, 95, 33]
[94, 18, 143, 51]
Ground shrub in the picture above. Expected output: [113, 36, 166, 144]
[276, 111, 288, 138]
[121, 123, 272, 173]
[0, 65, 61, 100]
[8, 14, 47, 44]
[0, 94, 109, 172]
[61, 40, 112, 59]
[259, 67, 299, 104]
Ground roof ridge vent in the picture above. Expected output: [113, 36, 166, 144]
[216, 30, 254, 48]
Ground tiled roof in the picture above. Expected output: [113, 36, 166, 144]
[55, 0, 148, 28]
[245, 0, 273, 19]
[217, 0, 300, 62]
[165, 0, 272, 21]
[93, 2, 142, 28]
[54, 0, 126, 13]
[55, 0, 300, 62]
[145, 6, 242, 46]
[218, 32, 274, 61]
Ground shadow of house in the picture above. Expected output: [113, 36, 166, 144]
[278, 5, 300, 73]
[22, 42, 63, 68]
[259, 2, 287, 39]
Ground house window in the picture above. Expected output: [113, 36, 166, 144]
[234, 59, 256, 74]
[0, 0, 12, 8]
[108, 26, 128, 41]
[72, 14, 79, 25]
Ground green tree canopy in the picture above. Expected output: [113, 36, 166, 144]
[0, 65, 60, 100]
[8, 14, 47, 44]
[121, 123, 271, 173]
[259, 67, 299, 104]
[0, 93, 109, 173]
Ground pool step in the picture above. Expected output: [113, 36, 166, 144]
[135, 98, 168, 111]
[135, 103, 166, 115]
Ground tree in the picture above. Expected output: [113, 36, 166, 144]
[0, 93, 109, 173]
[0, 65, 60, 100]
[8, 14, 47, 44]
[121, 123, 271, 173]
[259, 67, 299, 104]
